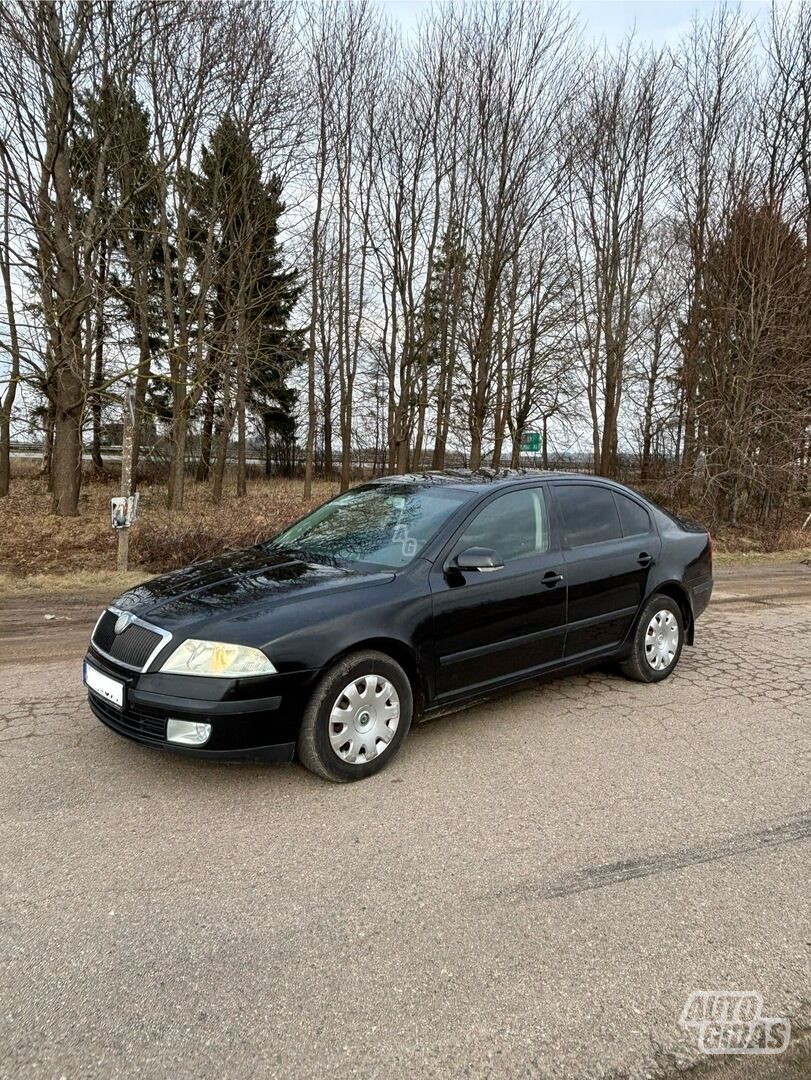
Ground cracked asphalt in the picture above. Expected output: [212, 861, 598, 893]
[1, 564, 809, 1079]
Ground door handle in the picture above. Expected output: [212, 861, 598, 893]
[637, 552, 655, 567]
[542, 570, 564, 588]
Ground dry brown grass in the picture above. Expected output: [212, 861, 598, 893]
[631, 478, 810, 553]
[708, 522, 809, 554]
[0, 569, 150, 598]
[713, 547, 811, 566]
[1, 465, 808, 582]
[1, 472, 338, 578]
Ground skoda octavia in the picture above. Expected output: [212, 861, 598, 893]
[84, 471, 713, 782]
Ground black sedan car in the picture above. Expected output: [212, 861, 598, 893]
[84, 471, 713, 782]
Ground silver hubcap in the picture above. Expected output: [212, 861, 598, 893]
[644, 609, 679, 670]
[329, 674, 400, 765]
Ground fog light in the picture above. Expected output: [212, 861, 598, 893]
[166, 719, 212, 746]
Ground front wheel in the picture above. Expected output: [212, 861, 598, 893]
[297, 650, 413, 782]
[620, 594, 684, 683]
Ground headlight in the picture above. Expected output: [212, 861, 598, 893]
[159, 639, 276, 677]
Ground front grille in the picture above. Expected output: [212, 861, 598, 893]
[92, 610, 166, 671]
[89, 691, 167, 742]
[92, 610, 118, 652]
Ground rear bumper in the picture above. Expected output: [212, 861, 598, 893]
[692, 578, 713, 619]
[85, 648, 316, 762]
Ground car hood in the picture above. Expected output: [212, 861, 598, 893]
[111, 546, 394, 632]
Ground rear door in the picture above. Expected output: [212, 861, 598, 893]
[429, 484, 566, 700]
[551, 483, 660, 660]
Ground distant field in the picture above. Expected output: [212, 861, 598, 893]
[1, 471, 338, 578]
[1, 464, 808, 581]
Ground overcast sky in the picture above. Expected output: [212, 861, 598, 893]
[385, 0, 771, 45]
[574, 0, 769, 44]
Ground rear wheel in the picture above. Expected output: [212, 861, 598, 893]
[620, 594, 684, 683]
[297, 650, 413, 782]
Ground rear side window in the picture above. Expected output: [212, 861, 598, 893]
[614, 492, 651, 537]
[555, 485, 621, 547]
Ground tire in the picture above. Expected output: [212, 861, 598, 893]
[297, 650, 413, 782]
[620, 593, 685, 683]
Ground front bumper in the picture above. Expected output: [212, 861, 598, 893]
[84, 646, 317, 762]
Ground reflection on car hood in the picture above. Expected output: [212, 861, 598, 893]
[111, 546, 393, 630]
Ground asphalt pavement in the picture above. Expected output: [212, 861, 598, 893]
[1, 563, 809, 1079]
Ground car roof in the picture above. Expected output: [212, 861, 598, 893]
[368, 469, 636, 496]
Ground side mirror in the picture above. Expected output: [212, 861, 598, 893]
[452, 546, 505, 573]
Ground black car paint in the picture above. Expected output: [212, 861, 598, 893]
[85, 473, 713, 761]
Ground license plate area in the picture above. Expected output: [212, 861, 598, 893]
[84, 660, 124, 710]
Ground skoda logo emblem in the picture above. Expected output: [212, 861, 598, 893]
[114, 612, 135, 635]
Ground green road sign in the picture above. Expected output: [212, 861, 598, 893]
[520, 431, 541, 452]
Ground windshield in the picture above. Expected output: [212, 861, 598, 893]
[266, 484, 470, 569]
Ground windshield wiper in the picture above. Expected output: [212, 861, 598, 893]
[267, 543, 344, 569]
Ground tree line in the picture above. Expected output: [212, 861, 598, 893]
[0, 0, 809, 529]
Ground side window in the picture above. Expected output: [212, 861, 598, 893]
[454, 488, 550, 563]
[614, 492, 651, 537]
[555, 484, 622, 548]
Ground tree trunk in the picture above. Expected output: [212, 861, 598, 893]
[431, 430, 447, 471]
[212, 417, 229, 505]
[50, 362, 84, 516]
[90, 338, 104, 473]
[322, 377, 333, 477]
[509, 424, 523, 469]
[432, 351, 455, 470]
[41, 399, 55, 488]
[236, 342, 247, 498]
[304, 110, 327, 500]
[36, 3, 87, 516]
[640, 346, 659, 481]
[212, 369, 232, 505]
[167, 385, 188, 510]
[412, 359, 428, 472]
[0, 410, 11, 497]
[196, 381, 216, 482]
[89, 237, 107, 472]
[130, 270, 153, 488]
[490, 357, 505, 468]
[469, 429, 482, 472]
[340, 407, 352, 491]
[0, 176, 21, 497]
[321, 311, 334, 477]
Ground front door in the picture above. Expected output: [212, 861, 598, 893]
[429, 485, 567, 701]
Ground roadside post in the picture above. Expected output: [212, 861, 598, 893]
[112, 385, 138, 571]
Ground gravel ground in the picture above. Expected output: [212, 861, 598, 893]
[1, 563, 809, 1079]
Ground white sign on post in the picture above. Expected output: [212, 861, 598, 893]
[111, 493, 139, 530]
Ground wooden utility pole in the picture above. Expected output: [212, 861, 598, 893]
[118, 386, 136, 571]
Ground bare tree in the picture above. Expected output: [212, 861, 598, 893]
[0, 170, 21, 496]
[566, 39, 671, 477]
[0, 1, 146, 514]
[144, 1, 226, 510]
[325, 1, 384, 491]
[0, 0, 806, 539]
[301, 0, 339, 498]
[697, 202, 811, 524]
[672, 8, 753, 482]
[460, 0, 577, 470]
